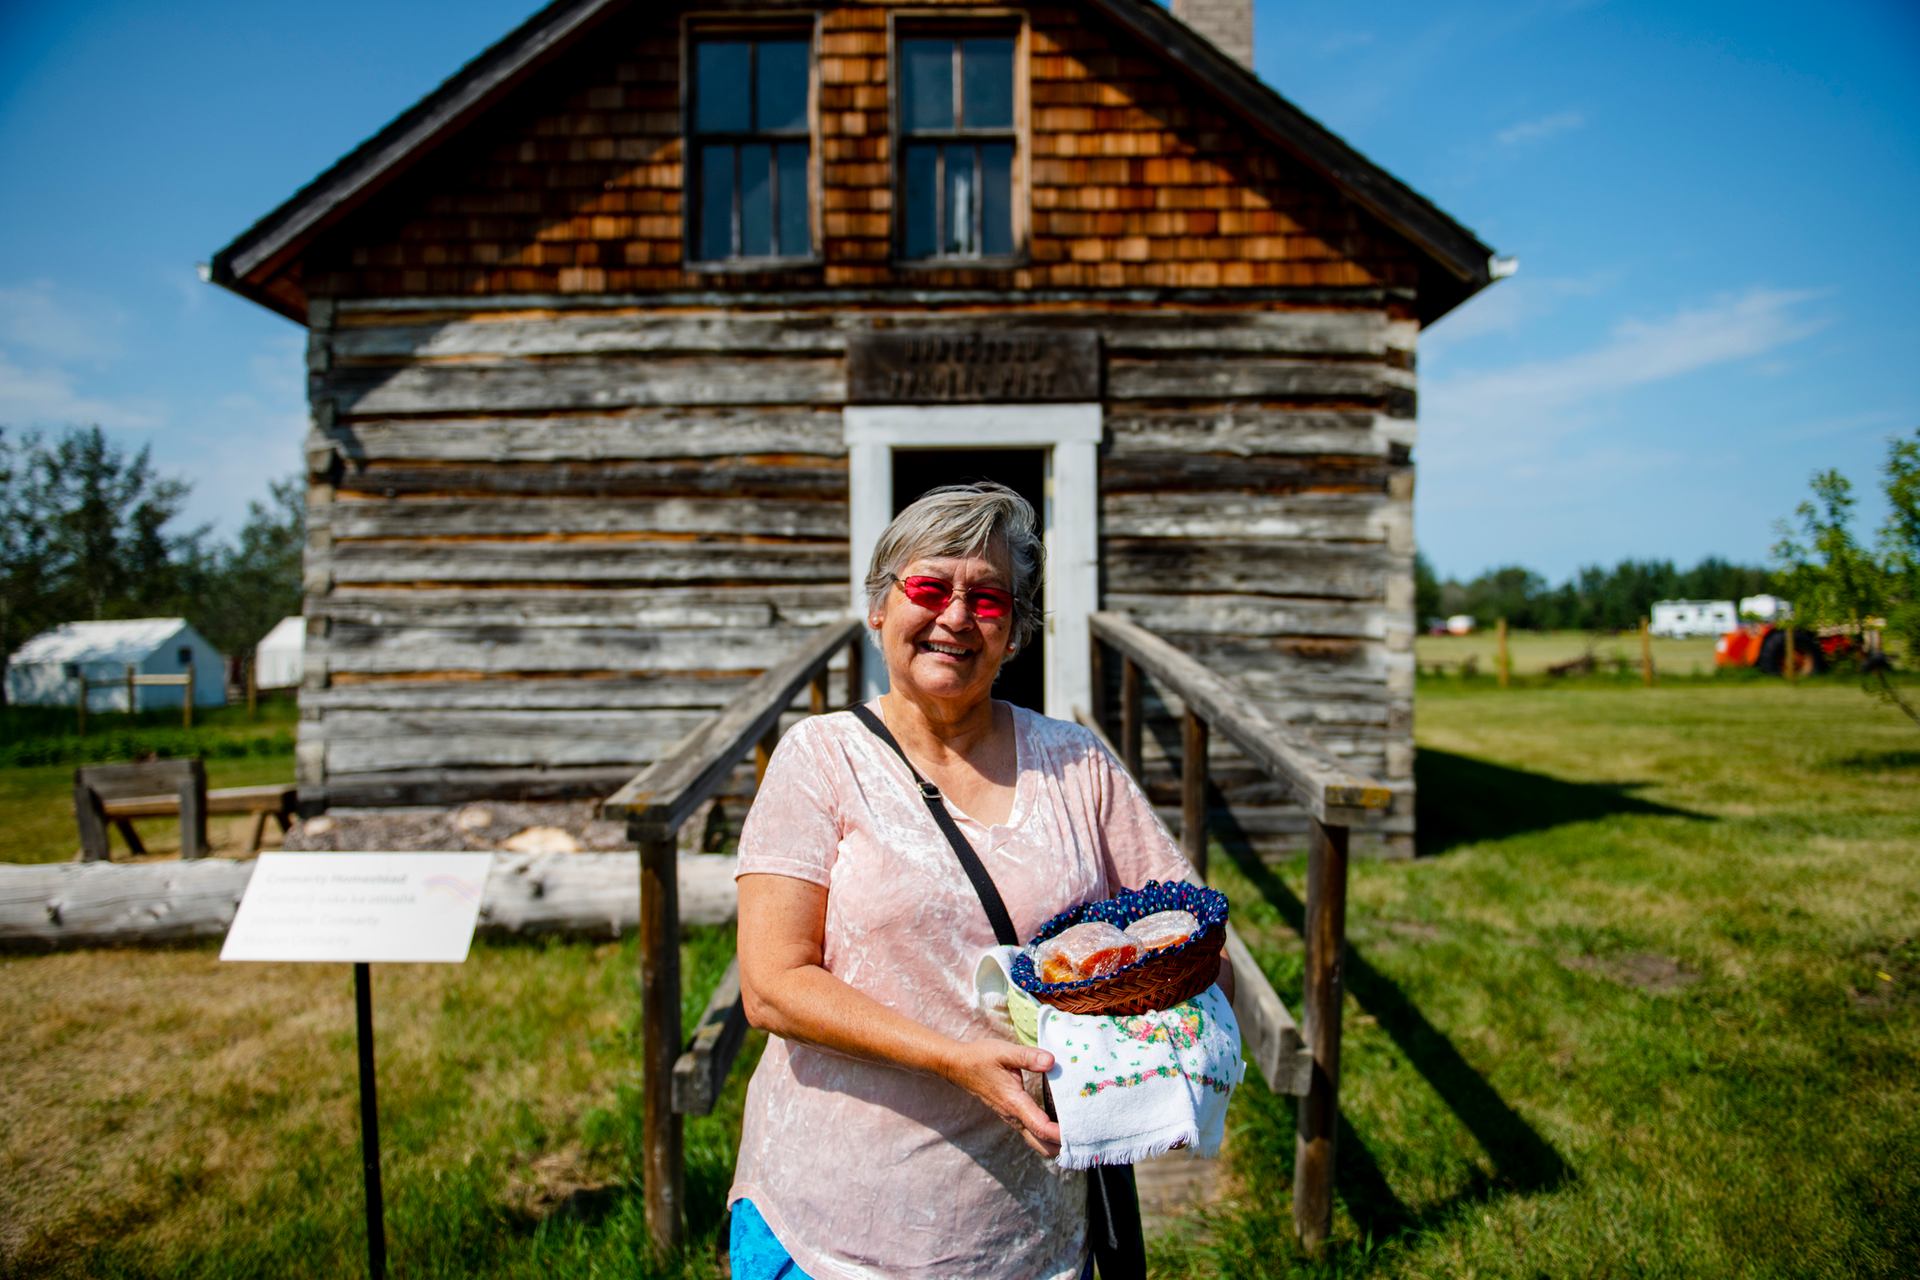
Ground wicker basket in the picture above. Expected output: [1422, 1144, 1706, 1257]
[1012, 880, 1228, 1016]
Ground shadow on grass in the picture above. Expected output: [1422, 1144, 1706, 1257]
[1415, 747, 1710, 857]
[1822, 748, 1920, 772]
[1214, 810, 1575, 1248]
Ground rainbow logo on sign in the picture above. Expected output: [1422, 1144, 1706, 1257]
[422, 873, 483, 904]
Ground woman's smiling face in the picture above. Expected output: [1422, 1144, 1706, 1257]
[872, 547, 1017, 709]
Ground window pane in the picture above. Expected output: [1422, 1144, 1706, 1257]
[961, 38, 1014, 130]
[777, 142, 810, 256]
[740, 143, 773, 257]
[903, 142, 938, 258]
[756, 39, 809, 132]
[695, 43, 751, 132]
[981, 142, 1013, 256]
[944, 143, 977, 256]
[698, 143, 735, 260]
[900, 38, 955, 132]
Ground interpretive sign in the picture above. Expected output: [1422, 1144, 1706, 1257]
[221, 851, 492, 1280]
[848, 330, 1101, 403]
[221, 851, 492, 963]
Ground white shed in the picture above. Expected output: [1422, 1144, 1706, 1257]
[5, 618, 228, 711]
[253, 616, 306, 690]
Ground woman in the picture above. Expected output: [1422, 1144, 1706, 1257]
[730, 482, 1226, 1279]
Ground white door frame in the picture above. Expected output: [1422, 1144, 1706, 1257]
[845, 404, 1101, 721]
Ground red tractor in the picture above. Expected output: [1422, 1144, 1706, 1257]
[1715, 623, 1861, 676]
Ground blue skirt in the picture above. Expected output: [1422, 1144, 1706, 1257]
[728, 1198, 1093, 1280]
[729, 1199, 814, 1280]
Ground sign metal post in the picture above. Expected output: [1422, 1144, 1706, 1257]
[223, 851, 492, 1279]
[354, 962, 387, 1280]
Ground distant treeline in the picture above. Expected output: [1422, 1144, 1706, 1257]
[1417, 555, 1778, 632]
[0, 425, 302, 670]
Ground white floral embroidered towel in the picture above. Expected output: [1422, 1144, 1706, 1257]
[974, 948, 1245, 1171]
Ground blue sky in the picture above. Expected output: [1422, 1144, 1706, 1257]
[0, 0, 1915, 580]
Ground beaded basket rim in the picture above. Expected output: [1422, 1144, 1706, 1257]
[1010, 879, 1228, 1000]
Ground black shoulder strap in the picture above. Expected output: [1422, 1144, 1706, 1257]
[849, 703, 1020, 947]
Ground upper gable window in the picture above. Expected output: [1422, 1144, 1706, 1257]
[895, 33, 1017, 261]
[689, 34, 813, 264]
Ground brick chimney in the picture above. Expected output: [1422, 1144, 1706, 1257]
[1171, 0, 1254, 69]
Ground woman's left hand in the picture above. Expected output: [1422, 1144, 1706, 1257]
[941, 1039, 1062, 1158]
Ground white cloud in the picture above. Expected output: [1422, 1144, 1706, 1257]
[1496, 110, 1587, 146]
[0, 349, 163, 430]
[0, 279, 128, 364]
[0, 278, 163, 430]
[1423, 270, 1619, 357]
[0, 278, 305, 537]
[1765, 408, 1905, 444]
[167, 332, 307, 534]
[1418, 287, 1832, 513]
[1431, 287, 1828, 420]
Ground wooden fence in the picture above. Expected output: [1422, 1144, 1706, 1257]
[73, 665, 197, 732]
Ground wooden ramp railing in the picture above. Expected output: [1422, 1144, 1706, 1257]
[601, 617, 862, 1253]
[603, 610, 1388, 1255]
[1086, 611, 1392, 1252]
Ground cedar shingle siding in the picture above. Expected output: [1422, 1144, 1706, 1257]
[309, 5, 1414, 299]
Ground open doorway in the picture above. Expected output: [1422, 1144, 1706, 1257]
[846, 402, 1100, 720]
[891, 448, 1046, 713]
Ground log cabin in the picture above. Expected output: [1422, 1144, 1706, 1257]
[209, 0, 1499, 858]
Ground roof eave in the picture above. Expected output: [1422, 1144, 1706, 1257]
[208, 0, 626, 326]
[1086, 0, 1498, 322]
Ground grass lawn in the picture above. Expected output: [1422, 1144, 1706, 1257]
[1157, 677, 1920, 1278]
[1, 700, 298, 864]
[1415, 629, 1724, 678]
[1, 756, 299, 864]
[3, 679, 1918, 1276]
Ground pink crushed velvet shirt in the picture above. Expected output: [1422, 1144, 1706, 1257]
[730, 702, 1194, 1280]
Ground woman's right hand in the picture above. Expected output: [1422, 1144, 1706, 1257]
[942, 1039, 1062, 1159]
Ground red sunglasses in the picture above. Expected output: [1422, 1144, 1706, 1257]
[893, 575, 1015, 620]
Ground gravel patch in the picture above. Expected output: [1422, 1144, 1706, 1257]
[283, 801, 634, 854]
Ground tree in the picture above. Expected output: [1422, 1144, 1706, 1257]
[1414, 552, 1442, 627]
[36, 426, 203, 622]
[1878, 430, 1920, 661]
[1772, 470, 1882, 636]
[1773, 430, 1919, 726]
[0, 428, 58, 675]
[0, 426, 303, 701]
[194, 475, 305, 657]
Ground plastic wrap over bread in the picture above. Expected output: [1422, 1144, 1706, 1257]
[1011, 881, 1228, 1015]
[1125, 909, 1199, 953]
[1033, 921, 1141, 984]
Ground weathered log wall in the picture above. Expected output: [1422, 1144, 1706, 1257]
[287, 0, 1424, 854]
[303, 296, 1415, 854]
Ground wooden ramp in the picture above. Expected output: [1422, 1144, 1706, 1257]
[1136, 1140, 1229, 1233]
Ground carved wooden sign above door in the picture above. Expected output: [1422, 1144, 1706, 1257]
[847, 331, 1101, 403]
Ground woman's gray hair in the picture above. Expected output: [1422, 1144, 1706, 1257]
[864, 482, 1045, 650]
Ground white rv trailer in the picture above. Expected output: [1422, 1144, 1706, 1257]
[1650, 599, 1738, 638]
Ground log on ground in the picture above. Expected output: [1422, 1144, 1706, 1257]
[0, 852, 739, 952]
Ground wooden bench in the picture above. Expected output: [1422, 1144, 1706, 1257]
[74, 761, 296, 859]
